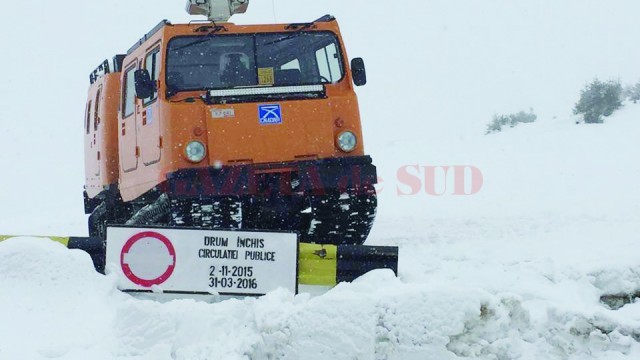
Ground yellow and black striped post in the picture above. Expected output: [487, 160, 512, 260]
[0, 235, 71, 245]
[299, 243, 399, 285]
[0, 236, 398, 286]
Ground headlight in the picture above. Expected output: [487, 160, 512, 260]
[185, 141, 206, 163]
[337, 131, 358, 152]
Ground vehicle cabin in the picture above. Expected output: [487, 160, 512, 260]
[85, 17, 368, 202]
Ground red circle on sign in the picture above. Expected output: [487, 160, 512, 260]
[120, 231, 176, 287]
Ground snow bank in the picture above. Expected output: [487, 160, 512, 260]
[0, 238, 119, 360]
[3, 104, 640, 359]
[3, 232, 640, 359]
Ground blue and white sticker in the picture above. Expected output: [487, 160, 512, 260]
[146, 107, 153, 125]
[258, 104, 282, 125]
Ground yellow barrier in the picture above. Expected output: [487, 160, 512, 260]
[0, 235, 70, 246]
[298, 243, 338, 286]
[0, 236, 397, 286]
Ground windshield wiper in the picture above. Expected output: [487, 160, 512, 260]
[167, 88, 209, 101]
[171, 26, 228, 52]
[285, 22, 314, 31]
[268, 16, 336, 46]
[262, 31, 309, 47]
[285, 15, 335, 30]
[194, 24, 228, 33]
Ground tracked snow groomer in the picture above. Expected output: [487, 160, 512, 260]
[0, 0, 395, 297]
[84, 0, 377, 246]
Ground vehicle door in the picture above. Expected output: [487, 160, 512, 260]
[138, 45, 162, 166]
[120, 61, 139, 173]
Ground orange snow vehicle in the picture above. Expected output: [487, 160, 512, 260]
[83, 0, 377, 246]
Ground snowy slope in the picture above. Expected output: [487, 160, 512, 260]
[2, 104, 640, 359]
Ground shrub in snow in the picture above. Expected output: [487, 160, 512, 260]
[486, 109, 537, 134]
[573, 79, 623, 124]
[625, 81, 640, 103]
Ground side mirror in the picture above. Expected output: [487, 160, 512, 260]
[351, 58, 367, 87]
[134, 69, 155, 99]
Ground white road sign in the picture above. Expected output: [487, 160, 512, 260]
[106, 227, 299, 296]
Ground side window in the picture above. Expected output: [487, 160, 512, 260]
[281, 59, 300, 71]
[144, 48, 160, 105]
[123, 65, 136, 118]
[85, 101, 92, 134]
[93, 89, 101, 131]
[315, 43, 342, 83]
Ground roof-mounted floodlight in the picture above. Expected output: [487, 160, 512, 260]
[186, 0, 249, 22]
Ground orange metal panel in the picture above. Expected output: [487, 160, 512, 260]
[104, 20, 367, 202]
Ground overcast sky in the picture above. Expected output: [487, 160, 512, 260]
[1, 0, 639, 234]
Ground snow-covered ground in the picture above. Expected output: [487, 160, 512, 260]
[2, 1, 640, 359]
[2, 105, 640, 359]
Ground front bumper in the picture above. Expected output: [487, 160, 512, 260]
[164, 156, 377, 198]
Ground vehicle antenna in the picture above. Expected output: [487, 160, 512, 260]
[272, 0, 277, 23]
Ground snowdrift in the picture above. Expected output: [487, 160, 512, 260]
[2, 104, 640, 359]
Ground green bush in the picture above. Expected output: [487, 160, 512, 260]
[574, 79, 623, 124]
[625, 81, 640, 103]
[486, 109, 537, 134]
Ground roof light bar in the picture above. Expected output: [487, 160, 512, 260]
[209, 85, 325, 97]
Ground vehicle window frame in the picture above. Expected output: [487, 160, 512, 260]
[85, 101, 92, 135]
[93, 87, 101, 132]
[143, 46, 161, 107]
[164, 30, 347, 94]
[122, 62, 138, 119]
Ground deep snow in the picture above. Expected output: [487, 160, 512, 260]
[2, 104, 640, 359]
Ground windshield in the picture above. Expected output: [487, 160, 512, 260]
[166, 32, 344, 94]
